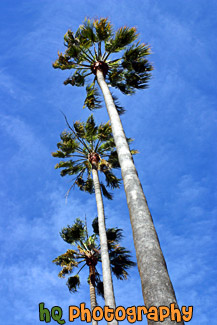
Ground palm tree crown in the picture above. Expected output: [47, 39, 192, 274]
[53, 217, 136, 296]
[53, 18, 153, 111]
[52, 114, 136, 199]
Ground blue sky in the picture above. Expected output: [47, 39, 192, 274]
[0, 0, 216, 324]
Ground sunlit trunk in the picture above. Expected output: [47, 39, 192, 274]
[92, 166, 118, 325]
[89, 264, 98, 325]
[97, 69, 184, 325]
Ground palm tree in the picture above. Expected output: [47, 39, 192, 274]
[52, 18, 183, 322]
[53, 217, 136, 325]
[52, 114, 136, 324]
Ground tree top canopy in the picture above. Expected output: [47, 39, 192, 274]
[53, 17, 153, 110]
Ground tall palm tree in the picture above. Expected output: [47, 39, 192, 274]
[53, 18, 183, 323]
[53, 217, 136, 325]
[52, 114, 136, 324]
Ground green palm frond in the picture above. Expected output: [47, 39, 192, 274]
[60, 219, 86, 244]
[51, 150, 66, 158]
[52, 51, 78, 70]
[63, 71, 86, 87]
[95, 271, 104, 298]
[124, 70, 151, 90]
[107, 67, 135, 95]
[94, 18, 113, 42]
[97, 138, 115, 154]
[111, 94, 125, 115]
[106, 228, 123, 245]
[105, 26, 138, 55]
[97, 121, 112, 141]
[73, 121, 86, 138]
[54, 131, 81, 156]
[64, 28, 95, 64]
[91, 217, 99, 235]
[100, 182, 113, 200]
[85, 114, 98, 140]
[84, 177, 94, 194]
[52, 250, 78, 266]
[122, 43, 151, 63]
[110, 246, 136, 280]
[64, 30, 87, 60]
[104, 169, 121, 189]
[98, 158, 111, 171]
[83, 83, 102, 110]
[78, 18, 97, 44]
[67, 275, 81, 293]
[107, 66, 124, 85]
[75, 27, 93, 49]
[75, 176, 85, 190]
[55, 161, 85, 178]
[107, 151, 120, 168]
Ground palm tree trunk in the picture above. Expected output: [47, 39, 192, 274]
[96, 69, 184, 325]
[92, 166, 118, 325]
[89, 264, 98, 325]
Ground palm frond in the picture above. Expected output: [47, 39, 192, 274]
[107, 150, 120, 168]
[85, 114, 98, 138]
[65, 29, 94, 63]
[83, 83, 102, 110]
[98, 159, 111, 171]
[55, 161, 85, 178]
[100, 182, 113, 200]
[104, 169, 121, 189]
[91, 217, 99, 235]
[124, 70, 151, 90]
[106, 228, 123, 244]
[95, 271, 104, 298]
[110, 246, 136, 280]
[97, 122, 112, 142]
[84, 177, 95, 194]
[51, 150, 67, 158]
[52, 52, 77, 70]
[63, 71, 85, 87]
[122, 43, 152, 64]
[79, 18, 97, 44]
[67, 275, 81, 293]
[60, 219, 86, 244]
[53, 131, 83, 157]
[52, 250, 78, 266]
[97, 138, 116, 154]
[111, 94, 125, 115]
[94, 18, 113, 42]
[73, 121, 86, 137]
[105, 26, 138, 56]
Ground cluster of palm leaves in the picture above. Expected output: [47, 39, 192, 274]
[52, 114, 137, 200]
[53, 18, 153, 111]
[53, 217, 135, 298]
[52, 17, 183, 325]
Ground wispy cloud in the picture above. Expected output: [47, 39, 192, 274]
[0, 69, 33, 102]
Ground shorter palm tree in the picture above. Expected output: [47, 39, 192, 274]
[52, 114, 137, 315]
[53, 217, 135, 325]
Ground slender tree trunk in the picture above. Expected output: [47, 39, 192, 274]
[92, 166, 118, 325]
[96, 69, 184, 325]
[89, 264, 98, 325]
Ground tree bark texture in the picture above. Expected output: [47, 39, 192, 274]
[97, 69, 184, 325]
[89, 265, 98, 325]
[92, 166, 118, 325]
